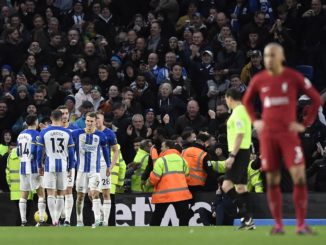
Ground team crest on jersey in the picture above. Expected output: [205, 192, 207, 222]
[94, 138, 98, 143]
[235, 120, 243, 129]
[281, 82, 288, 93]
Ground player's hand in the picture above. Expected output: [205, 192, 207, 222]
[106, 167, 111, 177]
[38, 167, 44, 176]
[289, 122, 306, 133]
[253, 120, 264, 134]
[225, 157, 235, 169]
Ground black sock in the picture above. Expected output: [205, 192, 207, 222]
[237, 192, 252, 221]
[225, 188, 238, 202]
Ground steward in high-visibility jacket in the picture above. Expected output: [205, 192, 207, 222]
[182, 134, 212, 192]
[247, 159, 264, 193]
[149, 140, 192, 226]
[131, 140, 153, 192]
[6, 148, 22, 201]
[110, 145, 126, 195]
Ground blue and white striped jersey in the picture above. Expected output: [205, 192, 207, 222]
[100, 127, 117, 168]
[17, 129, 39, 175]
[73, 129, 110, 173]
[37, 126, 75, 172]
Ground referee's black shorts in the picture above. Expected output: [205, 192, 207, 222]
[224, 149, 250, 185]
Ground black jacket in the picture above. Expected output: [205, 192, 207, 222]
[174, 113, 208, 135]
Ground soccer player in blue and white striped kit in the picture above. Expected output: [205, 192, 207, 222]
[37, 110, 75, 226]
[73, 112, 111, 227]
[17, 114, 46, 226]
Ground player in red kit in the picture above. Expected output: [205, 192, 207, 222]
[243, 43, 323, 235]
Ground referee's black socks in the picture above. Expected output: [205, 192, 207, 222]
[225, 188, 252, 221]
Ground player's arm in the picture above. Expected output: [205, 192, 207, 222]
[242, 76, 259, 122]
[297, 77, 323, 127]
[36, 132, 45, 169]
[67, 134, 75, 170]
[30, 134, 39, 160]
[110, 144, 119, 166]
[101, 137, 111, 168]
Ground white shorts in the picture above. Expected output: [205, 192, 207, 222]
[76, 172, 101, 193]
[43, 172, 68, 191]
[20, 174, 43, 192]
[100, 166, 110, 190]
[67, 169, 76, 188]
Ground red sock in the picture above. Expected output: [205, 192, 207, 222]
[267, 185, 283, 229]
[293, 184, 307, 229]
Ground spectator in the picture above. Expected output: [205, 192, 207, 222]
[63, 0, 88, 32]
[34, 65, 59, 100]
[112, 103, 132, 162]
[208, 103, 229, 136]
[74, 100, 94, 129]
[90, 86, 105, 111]
[12, 85, 33, 122]
[98, 85, 122, 114]
[0, 130, 13, 156]
[144, 108, 160, 131]
[121, 87, 142, 115]
[74, 77, 93, 117]
[216, 37, 245, 76]
[229, 74, 247, 95]
[155, 0, 179, 24]
[147, 21, 168, 62]
[157, 82, 186, 125]
[0, 100, 15, 131]
[157, 51, 187, 84]
[240, 50, 264, 85]
[167, 63, 192, 102]
[130, 73, 156, 110]
[12, 103, 38, 135]
[174, 100, 207, 135]
[240, 10, 269, 46]
[94, 5, 116, 45]
[206, 64, 231, 110]
[32, 89, 52, 119]
[176, 1, 197, 32]
[1, 27, 27, 73]
[64, 95, 78, 123]
[20, 54, 38, 84]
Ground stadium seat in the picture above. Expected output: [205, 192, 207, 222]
[296, 65, 314, 80]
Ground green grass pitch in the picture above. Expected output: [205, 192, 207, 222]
[0, 226, 325, 245]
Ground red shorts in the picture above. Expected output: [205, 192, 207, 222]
[260, 132, 305, 172]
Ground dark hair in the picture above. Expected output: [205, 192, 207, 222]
[86, 112, 97, 118]
[57, 105, 68, 110]
[181, 129, 194, 140]
[112, 102, 125, 111]
[196, 133, 211, 143]
[81, 77, 92, 85]
[225, 88, 242, 101]
[133, 136, 144, 143]
[51, 109, 62, 121]
[25, 114, 38, 126]
[163, 140, 176, 149]
[140, 139, 152, 150]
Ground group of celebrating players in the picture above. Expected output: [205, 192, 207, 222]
[17, 106, 118, 228]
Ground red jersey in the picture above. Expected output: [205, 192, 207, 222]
[243, 67, 323, 133]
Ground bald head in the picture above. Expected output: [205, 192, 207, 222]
[187, 100, 199, 118]
[264, 43, 285, 73]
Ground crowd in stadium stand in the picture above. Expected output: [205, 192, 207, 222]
[0, 0, 326, 194]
